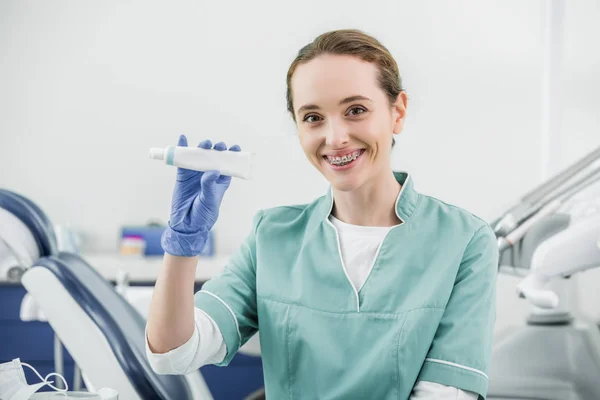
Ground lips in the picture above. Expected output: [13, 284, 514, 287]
[324, 149, 364, 166]
[323, 149, 365, 169]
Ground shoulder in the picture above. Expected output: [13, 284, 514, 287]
[414, 193, 497, 268]
[422, 194, 498, 272]
[258, 203, 310, 222]
[417, 193, 494, 240]
[252, 195, 326, 233]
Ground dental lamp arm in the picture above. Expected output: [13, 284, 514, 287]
[496, 168, 600, 265]
[494, 145, 600, 237]
[497, 199, 563, 253]
[516, 213, 600, 309]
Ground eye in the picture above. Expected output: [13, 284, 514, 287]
[302, 114, 323, 123]
[347, 106, 367, 116]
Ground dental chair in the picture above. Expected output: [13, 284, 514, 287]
[22, 252, 207, 399]
[0, 189, 212, 399]
[0, 189, 78, 384]
[488, 145, 600, 400]
[0, 189, 58, 280]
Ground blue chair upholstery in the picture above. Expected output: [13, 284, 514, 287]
[0, 189, 57, 257]
[0, 190, 193, 398]
[36, 252, 193, 400]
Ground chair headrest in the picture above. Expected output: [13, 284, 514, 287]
[37, 253, 193, 400]
[0, 189, 57, 257]
[0, 208, 39, 280]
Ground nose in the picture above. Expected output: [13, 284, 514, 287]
[324, 119, 350, 148]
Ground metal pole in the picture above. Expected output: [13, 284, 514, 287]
[53, 334, 64, 390]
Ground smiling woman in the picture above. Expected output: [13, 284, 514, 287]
[289, 50, 407, 208]
[146, 29, 498, 400]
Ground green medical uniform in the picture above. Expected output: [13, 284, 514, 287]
[195, 172, 499, 399]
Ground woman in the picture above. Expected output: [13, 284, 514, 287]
[146, 29, 498, 400]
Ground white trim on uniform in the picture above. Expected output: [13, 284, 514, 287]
[424, 358, 489, 379]
[356, 236, 388, 293]
[199, 290, 242, 345]
[325, 217, 361, 312]
[393, 174, 409, 223]
[324, 176, 409, 310]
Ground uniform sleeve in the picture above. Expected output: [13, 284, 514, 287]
[145, 307, 227, 374]
[193, 210, 263, 366]
[417, 223, 499, 399]
[410, 381, 479, 399]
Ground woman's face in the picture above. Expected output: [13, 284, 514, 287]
[291, 54, 407, 192]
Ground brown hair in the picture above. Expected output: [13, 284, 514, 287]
[286, 29, 404, 121]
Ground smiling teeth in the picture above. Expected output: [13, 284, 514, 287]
[327, 150, 362, 165]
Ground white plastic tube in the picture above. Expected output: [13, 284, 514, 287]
[149, 145, 254, 179]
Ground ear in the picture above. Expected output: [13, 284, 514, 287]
[391, 91, 408, 135]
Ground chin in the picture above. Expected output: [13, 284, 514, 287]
[326, 172, 365, 192]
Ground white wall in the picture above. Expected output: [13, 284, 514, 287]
[0, 0, 547, 251]
[1, 1, 599, 336]
[561, 0, 600, 165]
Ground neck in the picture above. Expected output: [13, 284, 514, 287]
[331, 171, 402, 227]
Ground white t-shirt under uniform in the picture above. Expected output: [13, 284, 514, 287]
[146, 214, 478, 400]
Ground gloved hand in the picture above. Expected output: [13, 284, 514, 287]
[161, 135, 241, 257]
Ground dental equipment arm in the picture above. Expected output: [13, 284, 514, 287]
[493, 145, 600, 238]
[494, 145, 600, 250]
[496, 169, 600, 253]
[490, 144, 600, 309]
[515, 213, 600, 309]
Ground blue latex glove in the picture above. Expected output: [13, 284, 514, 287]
[161, 135, 241, 257]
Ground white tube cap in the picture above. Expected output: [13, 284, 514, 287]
[149, 148, 165, 160]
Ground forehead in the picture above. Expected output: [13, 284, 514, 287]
[291, 54, 382, 109]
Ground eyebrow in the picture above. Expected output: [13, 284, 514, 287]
[297, 95, 373, 114]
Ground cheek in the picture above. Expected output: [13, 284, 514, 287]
[298, 130, 320, 158]
[355, 120, 380, 148]
[352, 120, 388, 163]
[364, 115, 392, 147]
[297, 128, 309, 148]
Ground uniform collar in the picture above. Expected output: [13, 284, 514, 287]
[318, 171, 419, 224]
